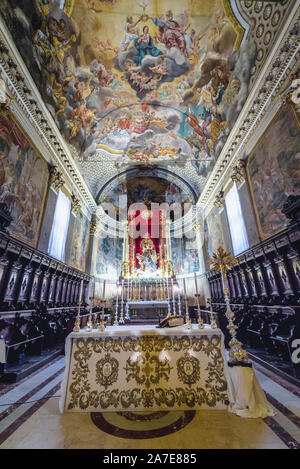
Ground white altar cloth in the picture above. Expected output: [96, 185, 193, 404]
[59, 325, 274, 418]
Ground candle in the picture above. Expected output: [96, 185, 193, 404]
[177, 281, 182, 315]
[116, 281, 119, 306]
[102, 280, 106, 300]
[114, 280, 119, 326]
[171, 278, 176, 315]
[166, 276, 170, 315]
[194, 272, 199, 295]
[79, 279, 83, 302]
[183, 278, 188, 311]
[132, 244, 135, 270]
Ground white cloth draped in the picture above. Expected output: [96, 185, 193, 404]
[226, 365, 275, 418]
[48, 190, 71, 262]
[225, 183, 249, 255]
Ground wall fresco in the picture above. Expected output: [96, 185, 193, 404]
[0, 112, 48, 247]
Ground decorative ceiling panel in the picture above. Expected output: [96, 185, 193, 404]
[0, 0, 296, 203]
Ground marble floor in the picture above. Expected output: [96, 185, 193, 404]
[0, 355, 299, 449]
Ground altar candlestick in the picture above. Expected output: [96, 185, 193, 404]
[73, 279, 83, 332]
[194, 272, 198, 295]
[79, 279, 83, 303]
[125, 278, 130, 320]
[166, 276, 171, 316]
[177, 281, 182, 315]
[171, 278, 176, 315]
[194, 272, 200, 313]
[119, 279, 125, 324]
[114, 281, 119, 326]
[133, 244, 135, 267]
[183, 277, 187, 297]
[183, 277, 190, 322]
[122, 234, 125, 260]
[102, 280, 106, 301]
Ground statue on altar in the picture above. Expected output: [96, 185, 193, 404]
[136, 234, 158, 273]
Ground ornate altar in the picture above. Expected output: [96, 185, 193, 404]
[116, 205, 177, 323]
[60, 324, 230, 413]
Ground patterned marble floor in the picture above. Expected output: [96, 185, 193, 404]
[0, 354, 299, 449]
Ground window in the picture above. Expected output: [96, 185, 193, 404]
[48, 190, 71, 261]
[225, 183, 249, 255]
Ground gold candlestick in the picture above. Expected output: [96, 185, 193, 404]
[207, 298, 217, 328]
[73, 300, 82, 332]
[93, 312, 98, 328]
[208, 248, 250, 364]
[98, 307, 105, 331]
[185, 303, 191, 329]
[197, 309, 204, 329]
[86, 308, 93, 331]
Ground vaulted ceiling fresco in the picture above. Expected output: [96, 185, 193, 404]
[0, 0, 258, 199]
[99, 175, 193, 210]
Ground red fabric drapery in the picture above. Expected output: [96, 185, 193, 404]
[129, 209, 164, 271]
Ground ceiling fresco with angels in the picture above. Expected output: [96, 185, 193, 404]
[0, 0, 257, 193]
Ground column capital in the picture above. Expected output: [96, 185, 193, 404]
[214, 190, 224, 208]
[71, 193, 81, 215]
[89, 213, 99, 236]
[48, 165, 65, 192]
[230, 159, 246, 187]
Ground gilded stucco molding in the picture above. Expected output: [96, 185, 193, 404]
[0, 3, 298, 216]
[49, 165, 65, 193]
[230, 159, 246, 187]
[71, 193, 81, 216]
[213, 190, 225, 209]
[89, 213, 100, 237]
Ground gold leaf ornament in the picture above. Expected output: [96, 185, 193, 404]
[208, 247, 237, 274]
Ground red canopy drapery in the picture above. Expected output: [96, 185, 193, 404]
[128, 208, 165, 271]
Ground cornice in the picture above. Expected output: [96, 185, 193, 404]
[0, 5, 298, 217]
[0, 17, 96, 213]
[198, 2, 300, 212]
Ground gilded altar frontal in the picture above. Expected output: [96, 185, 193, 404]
[0, 0, 299, 452]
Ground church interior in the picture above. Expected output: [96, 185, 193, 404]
[0, 0, 299, 451]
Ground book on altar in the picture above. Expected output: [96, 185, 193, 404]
[158, 315, 184, 328]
